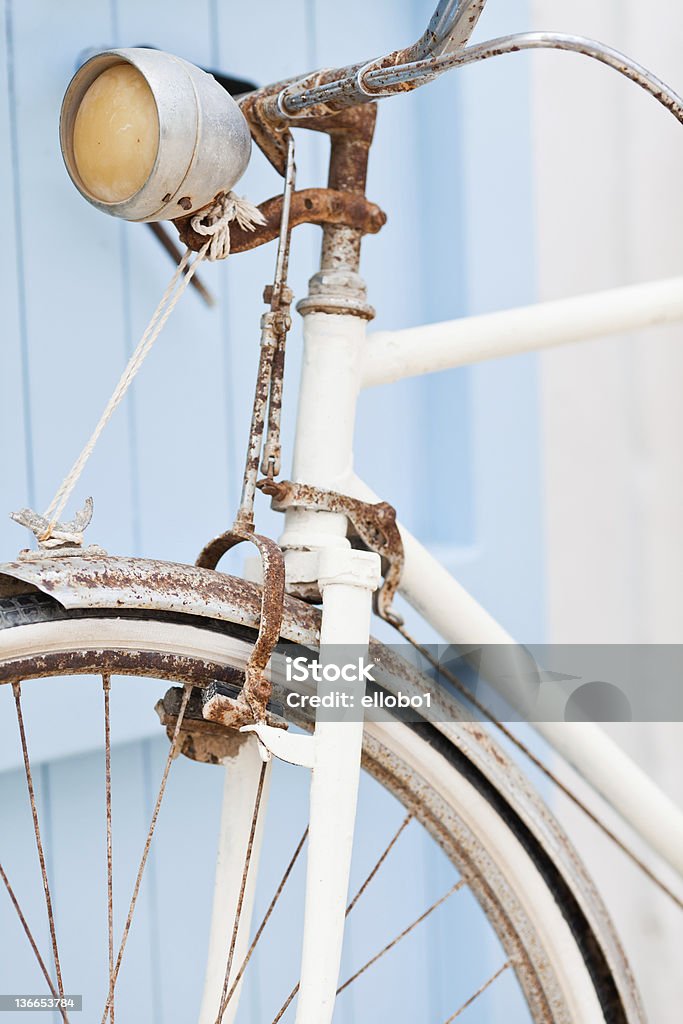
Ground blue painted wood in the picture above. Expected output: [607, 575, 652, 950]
[0, 0, 32, 554]
[5, 0, 137, 555]
[340, 772, 438, 1023]
[0, 764, 53, 1005]
[439, 0, 545, 643]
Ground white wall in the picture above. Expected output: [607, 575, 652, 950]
[531, 2, 683, 1020]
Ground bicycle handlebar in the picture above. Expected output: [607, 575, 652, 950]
[244, 2, 683, 136]
[368, 32, 683, 119]
[239, 0, 487, 124]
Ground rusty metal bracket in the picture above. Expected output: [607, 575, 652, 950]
[10, 497, 107, 561]
[155, 684, 287, 762]
[175, 100, 384, 273]
[240, 93, 378, 177]
[258, 479, 404, 626]
[196, 529, 285, 724]
[175, 187, 385, 255]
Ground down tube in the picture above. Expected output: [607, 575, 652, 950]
[348, 474, 683, 880]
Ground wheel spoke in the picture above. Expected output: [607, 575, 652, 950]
[346, 812, 413, 915]
[0, 861, 69, 1024]
[102, 675, 114, 1024]
[271, 812, 415, 1022]
[220, 826, 309, 1016]
[271, 979, 297, 1023]
[336, 880, 465, 995]
[443, 961, 511, 1022]
[12, 681, 65, 999]
[214, 760, 269, 1024]
[100, 682, 192, 1024]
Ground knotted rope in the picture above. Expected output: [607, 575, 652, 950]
[190, 191, 266, 261]
[39, 192, 265, 541]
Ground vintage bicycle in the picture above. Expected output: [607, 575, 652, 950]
[2, 1, 683, 1021]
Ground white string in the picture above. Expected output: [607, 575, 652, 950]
[190, 192, 266, 261]
[41, 191, 265, 539]
[42, 244, 207, 534]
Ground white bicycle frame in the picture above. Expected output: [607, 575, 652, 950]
[200, 269, 683, 1024]
[25, 4, 683, 1018]
[190, 3, 683, 1017]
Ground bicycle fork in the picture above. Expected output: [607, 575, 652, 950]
[269, 546, 380, 1024]
[199, 541, 378, 1024]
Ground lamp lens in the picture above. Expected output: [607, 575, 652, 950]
[72, 64, 159, 203]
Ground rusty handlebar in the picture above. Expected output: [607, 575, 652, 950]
[237, 0, 683, 174]
[179, 0, 683, 253]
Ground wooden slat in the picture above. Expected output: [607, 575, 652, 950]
[0, 0, 31, 557]
[444, 0, 544, 641]
[8, 0, 136, 556]
[0, 764, 52, 997]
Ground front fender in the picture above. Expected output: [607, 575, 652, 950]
[0, 555, 320, 647]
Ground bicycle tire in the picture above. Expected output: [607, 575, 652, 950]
[0, 582, 642, 1024]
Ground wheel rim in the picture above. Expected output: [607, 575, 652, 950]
[0, 606, 638, 1023]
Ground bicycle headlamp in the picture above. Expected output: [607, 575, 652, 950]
[60, 48, 252, 222]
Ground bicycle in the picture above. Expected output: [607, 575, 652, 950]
[2, 1, 683, 1021]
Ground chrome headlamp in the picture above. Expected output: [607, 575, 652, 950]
[60, 48, 252, 222]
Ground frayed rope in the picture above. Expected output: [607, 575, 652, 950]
[13, 191, 265, 545]
[190, 191, 267, 261]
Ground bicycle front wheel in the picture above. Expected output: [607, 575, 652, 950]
[0, 557, 642, 1023]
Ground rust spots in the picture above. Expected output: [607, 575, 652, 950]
[259, 480, 404, 626]
[0, 556, 321, 645]
[155, 686, 254, 763]
[196, 532, 286, 724]
[0, 649, 244, 687]
[175, 188, 386, 255]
